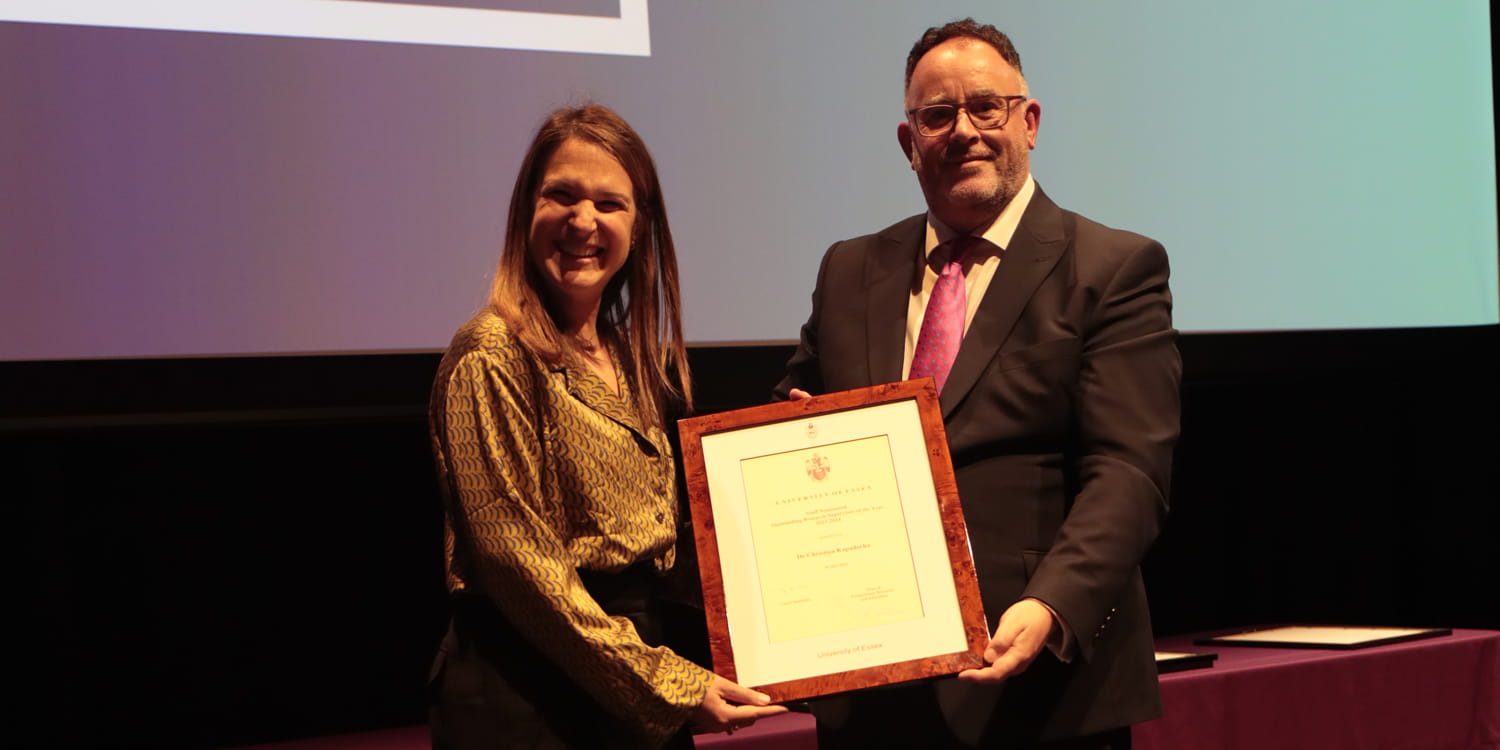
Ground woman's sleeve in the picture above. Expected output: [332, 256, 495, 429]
[435, 349, 713, 744]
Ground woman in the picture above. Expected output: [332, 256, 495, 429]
[427, 104, 783, 749]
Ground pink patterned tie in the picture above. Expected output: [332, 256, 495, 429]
[910, 236, 975, 393]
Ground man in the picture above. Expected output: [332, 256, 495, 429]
[774, 19, 1181, 749]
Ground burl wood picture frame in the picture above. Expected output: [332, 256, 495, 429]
[678, 379, 988, 702]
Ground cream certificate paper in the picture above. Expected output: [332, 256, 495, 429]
[699, 399, 968, 687]
[740, 435, 924, 643]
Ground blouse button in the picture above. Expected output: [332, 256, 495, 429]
[654, 512, 666, 524]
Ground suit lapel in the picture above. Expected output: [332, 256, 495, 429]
[865, 216, 925, 386]
[940, 188, 1068, 416]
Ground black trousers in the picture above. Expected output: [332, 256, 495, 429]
[428, 565, 693, 750]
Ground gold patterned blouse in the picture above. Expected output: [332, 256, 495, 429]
[429, 310, 713, 744]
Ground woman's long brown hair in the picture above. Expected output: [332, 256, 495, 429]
[489, 104, 692, 429]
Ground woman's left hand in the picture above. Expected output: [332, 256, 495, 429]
[690, 674, 789, 734]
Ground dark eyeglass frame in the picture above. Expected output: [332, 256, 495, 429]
[905, 95, 1029, 137]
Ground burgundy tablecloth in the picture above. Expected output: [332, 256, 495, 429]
[236, 629, 1499, 750]
[693, 710, 816, 750]
[692, 628, 1500, 750]
[1135, 628, 1500, 750]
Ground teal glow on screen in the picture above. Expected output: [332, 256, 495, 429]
[1, 0, 1494, 359]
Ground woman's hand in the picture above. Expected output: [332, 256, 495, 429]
[690, 674, 788, 734]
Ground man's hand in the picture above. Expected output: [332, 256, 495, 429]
[690, 674, 788, 734]
[957, 598, 1056, 684]
[788, 388, 813, 401]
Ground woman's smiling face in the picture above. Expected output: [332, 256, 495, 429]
[527, 137, 636, 313]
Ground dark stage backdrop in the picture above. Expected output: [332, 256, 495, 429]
[4, 326, 1498, 749]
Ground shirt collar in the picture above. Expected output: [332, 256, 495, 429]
[923, 174, 1036, 259]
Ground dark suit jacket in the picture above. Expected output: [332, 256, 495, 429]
[774, 186, 1181, 745]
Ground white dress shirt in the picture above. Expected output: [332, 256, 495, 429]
[902, 175, 1037, 379]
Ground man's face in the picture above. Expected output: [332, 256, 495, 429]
[898, 38, 1039, 233]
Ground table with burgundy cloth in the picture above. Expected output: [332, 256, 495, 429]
[1136, 627, 1499, 749]
[235, 628, 1500, 750]
[694, 628, 1500, 750]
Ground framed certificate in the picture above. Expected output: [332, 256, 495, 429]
[1193, 625, 1452, 650]
[677, 379, 988, 702]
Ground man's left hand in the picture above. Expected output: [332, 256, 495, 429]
[956, 598, 1055, 684]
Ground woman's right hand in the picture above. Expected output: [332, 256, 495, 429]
[690, 674, 788, 734]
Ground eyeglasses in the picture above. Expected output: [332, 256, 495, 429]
[906, 95, 1028, 137]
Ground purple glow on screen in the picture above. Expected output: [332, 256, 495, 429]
[349, 0, 619, 14]
[3, 22, 512, 358]
[1, 2, 1495, 361]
